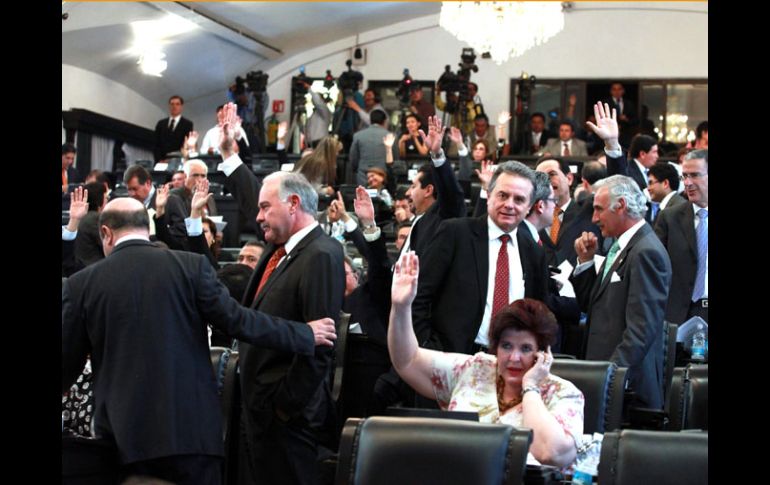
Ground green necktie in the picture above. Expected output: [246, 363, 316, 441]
[602, 240, 621, 281]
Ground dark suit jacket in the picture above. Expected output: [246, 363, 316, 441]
[412, 216, 549, 354]
[343, 228, 393, 348]
[513, 130, 554, 155]
[604, 97, 638, 127]
[570, 223, 671, 409]
[62, 240, 315, 464]
[164, 187, 218, 246]
[74, 211, 105, 267]
[651, 193, 687, 225]
[654, 201, 699, 324]
[154, 116, 194, 162]
[607, 152, 647, 191]
[409, 159, 467, 257]
[540, 197, 604, 267]
[239, 226, 345, 438]
[223, 163, 265, 239]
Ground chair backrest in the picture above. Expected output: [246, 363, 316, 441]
[665, 367, 688, 431]
[335, 416, 532, 485]
[662, 322, 678, 401]
[598, 430, 708, 485]
[551, 359, 622, 434]
[684, 364, 707, 430]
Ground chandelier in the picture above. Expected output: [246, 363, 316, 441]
[439, 2, 568, 65]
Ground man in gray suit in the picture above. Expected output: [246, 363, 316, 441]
[350, 109, 397, 186]
[654, 149, 708, 324]
[543, 120, 588, 157]
[570, 175, 671, 409]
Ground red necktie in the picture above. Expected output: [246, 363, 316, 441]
[254, 245, 286, 300]
[537, 239, 543, 247]
[492, 234, 511, 318]
[563, 142, 570, 156]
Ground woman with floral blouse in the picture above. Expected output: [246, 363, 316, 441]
[388, 251, 585, 470]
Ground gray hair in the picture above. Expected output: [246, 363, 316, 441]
[183, 159, 208, 176]
[265, 171, 319, 216]
[488, 161, 536, 204]
[593, 175, 648, 219]
[684, 149, 708, 167]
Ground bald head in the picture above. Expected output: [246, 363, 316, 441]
[98, 197, 150, 255]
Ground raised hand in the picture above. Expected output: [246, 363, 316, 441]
[585, 102, 619, 144]
[475, 160, 496, 191]
[307, 317, 337, 347]
[185, 131, 199, 152]
[522, 346, 553, 388]
[154, 183, 171, 218]
[191, 179, 212, 218]
[277, 121, 288, 142]
[383, 133, 395, 148]
[326, 192, 347, 223]
[354, 186, 375, 226]
[68, 186, 89, 222]
[497, 110, 512, 126]
[418, 116, 446, 154]
[448, 126, 464, 146]
[218, 102, 239, 156]
[391, 251, 420, 307]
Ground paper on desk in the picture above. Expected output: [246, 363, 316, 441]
[551, 259, 576, 298]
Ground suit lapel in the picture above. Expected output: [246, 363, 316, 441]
[516, 229, 536, 297]
[253, 226, 323, 307]
[472, 217, 489, 304]
[677, 204, 697, 260]
[591, 224, 650, 302]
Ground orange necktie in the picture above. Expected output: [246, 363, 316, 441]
[550, 207, 562, 243]
[254, 246, 286, 300]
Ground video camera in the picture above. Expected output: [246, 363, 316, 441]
[436, 48, 479, 114]
[337, 59, 363, 100]
[234, 70, 269, 96]
[291, 66, 311, 96]
[395, 68, 414, 106]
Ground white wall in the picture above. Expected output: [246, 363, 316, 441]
[264, 5, 708, 127]
[62, 64, 165, 129]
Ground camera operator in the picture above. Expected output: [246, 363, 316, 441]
[435, 81, 483, 137]
[408, 83, 435, 131]
[299, 80, 333, 149]
[332, 62, 365, 153]
[347, 88, 387, 130]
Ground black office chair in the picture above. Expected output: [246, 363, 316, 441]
[62, 435, 120, 485]
[684, 364, 707, 430]
[210, 347, 241, 485]
[665, 367, 688, 431]
[335, 416, 532, 485]
[550, 360, 627, 434]
[662, 322, 678, 402]
[598, 429, 708, 485]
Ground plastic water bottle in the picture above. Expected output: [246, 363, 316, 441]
[572, 465, 594, 485]
[691, 326, 706, 361]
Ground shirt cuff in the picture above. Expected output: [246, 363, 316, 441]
[363, 227, 382, 242]
[344, 218, 358, 233]
[431, 149, 446, 168]
[573, 260, 595, 276]
[185, 217, 203, 236]
[457, 146, 469, 157]
[62, 226, 77, 241]
[604, 146, 623, 158]
[277, 141, 285, 151]
[479, 189, 488, 200]
[219, 153, 244, 177]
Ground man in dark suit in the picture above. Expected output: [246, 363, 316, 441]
[609, 133, 659, 192]
[400, 116, 467, 259]
[654, 149, 708, 324]
[165, 159, 218, 246]
[536, 157, 604, 267]
[62, 197, 337, 485]
[123, 165, 158, 210]
[412, 161, 549, 354]
[647, 162, 687, 224]
[513, 112, 553, 155]
[571, 174, 671, 409]
[236, 169, 345, 485]
[62, 143, 82, 210]
[154, 95, 194, 162]
[604, 82, 638, 148]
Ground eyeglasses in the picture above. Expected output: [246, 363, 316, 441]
[681, 172, 706, 181]
[546, 198, 559, 204]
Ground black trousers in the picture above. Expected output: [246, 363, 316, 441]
[121, 454, 223, 485]
[243, 415, 322, 485]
